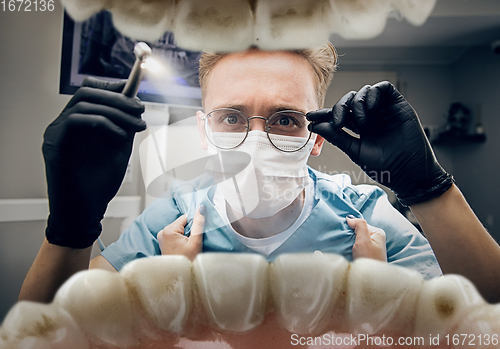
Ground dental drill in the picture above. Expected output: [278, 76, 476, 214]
[122, 42, 153, 97]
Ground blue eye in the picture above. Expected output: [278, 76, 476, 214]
[271, 113, 302, 127]
[278, 117, 291, 126]
[226, 115, 239, 124]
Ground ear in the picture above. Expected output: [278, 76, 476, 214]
[310, 135, 324, 156]
[196, 110, 208, 150]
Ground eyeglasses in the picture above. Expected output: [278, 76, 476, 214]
[202, 108, 313, 152]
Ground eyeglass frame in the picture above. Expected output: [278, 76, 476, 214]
[201, 108, 313, 153]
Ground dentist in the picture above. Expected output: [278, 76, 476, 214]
[19, 44, 500, 304]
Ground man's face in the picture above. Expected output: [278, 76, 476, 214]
[198, 49, 324, 156]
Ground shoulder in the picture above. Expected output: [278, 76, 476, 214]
[100, 175, 215, 270]
[309, 167, 387, 208]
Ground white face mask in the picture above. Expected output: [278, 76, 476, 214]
[205, 130, 315, 218]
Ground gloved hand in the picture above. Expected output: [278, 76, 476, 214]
[307, 81, 453, 206]
[43, 77, 146, 248]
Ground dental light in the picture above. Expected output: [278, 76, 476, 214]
[122, 42, 153, 98]
[59, 0, 437, 51]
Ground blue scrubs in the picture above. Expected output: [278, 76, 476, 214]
[101, 167, 441, 279]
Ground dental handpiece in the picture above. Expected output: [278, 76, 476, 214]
[96, 42, 152, 253]
[122, 42, 153, 98]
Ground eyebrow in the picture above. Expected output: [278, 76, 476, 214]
[213, 104, 307, 115]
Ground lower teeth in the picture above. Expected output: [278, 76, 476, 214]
[1, 253, 497, 348]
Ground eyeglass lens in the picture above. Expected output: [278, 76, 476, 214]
[204, 109, 311, 151]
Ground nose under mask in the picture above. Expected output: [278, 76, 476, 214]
[205, 131, 315, 218]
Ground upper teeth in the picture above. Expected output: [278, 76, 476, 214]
[59, 0, 437, 51]
[173, 0, 255, 52]
[1, 253, 498, 348]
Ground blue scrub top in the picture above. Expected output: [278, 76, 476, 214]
[101, 167, 442, 279]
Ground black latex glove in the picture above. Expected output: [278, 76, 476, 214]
[307, 81, 453, 206]
[43, 77, 146, 248]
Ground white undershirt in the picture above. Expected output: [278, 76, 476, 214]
[213, 177, 315, 256]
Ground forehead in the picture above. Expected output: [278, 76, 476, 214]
[203, 49, 318, 113]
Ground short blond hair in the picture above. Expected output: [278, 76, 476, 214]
[198, 43, 338, 109]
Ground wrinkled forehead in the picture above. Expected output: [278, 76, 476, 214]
[203, 49, 318, 111]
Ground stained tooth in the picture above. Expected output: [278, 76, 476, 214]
[414, 274, 487, 338]
[173, 0, 254, 52]
[254, 0, 333, 50]
[111, 0, 176, 42]
[193, 253, 268, 332]
[53, 269, 137, 347]
[60, 0, 107, 22]
[0, 301, 89, 349]
[120, 255, 192, 333]
[269, 253, 349, 335]
[346, 258, 424, 335]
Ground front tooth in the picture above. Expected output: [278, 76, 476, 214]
[329, 0, 392, 40]
[173, 0, 254, 52]
[53, 269, 137, 347]
[193, 253, 268, 332]
[120, 255, 192, 333]
[254, 0, 333, 50]
[414, 274, 487, 338]
[269, 253, 349, 335]
[346, 258, 424, 335]
[111, 0, 176, 42]
[0, 301, 89, 349]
